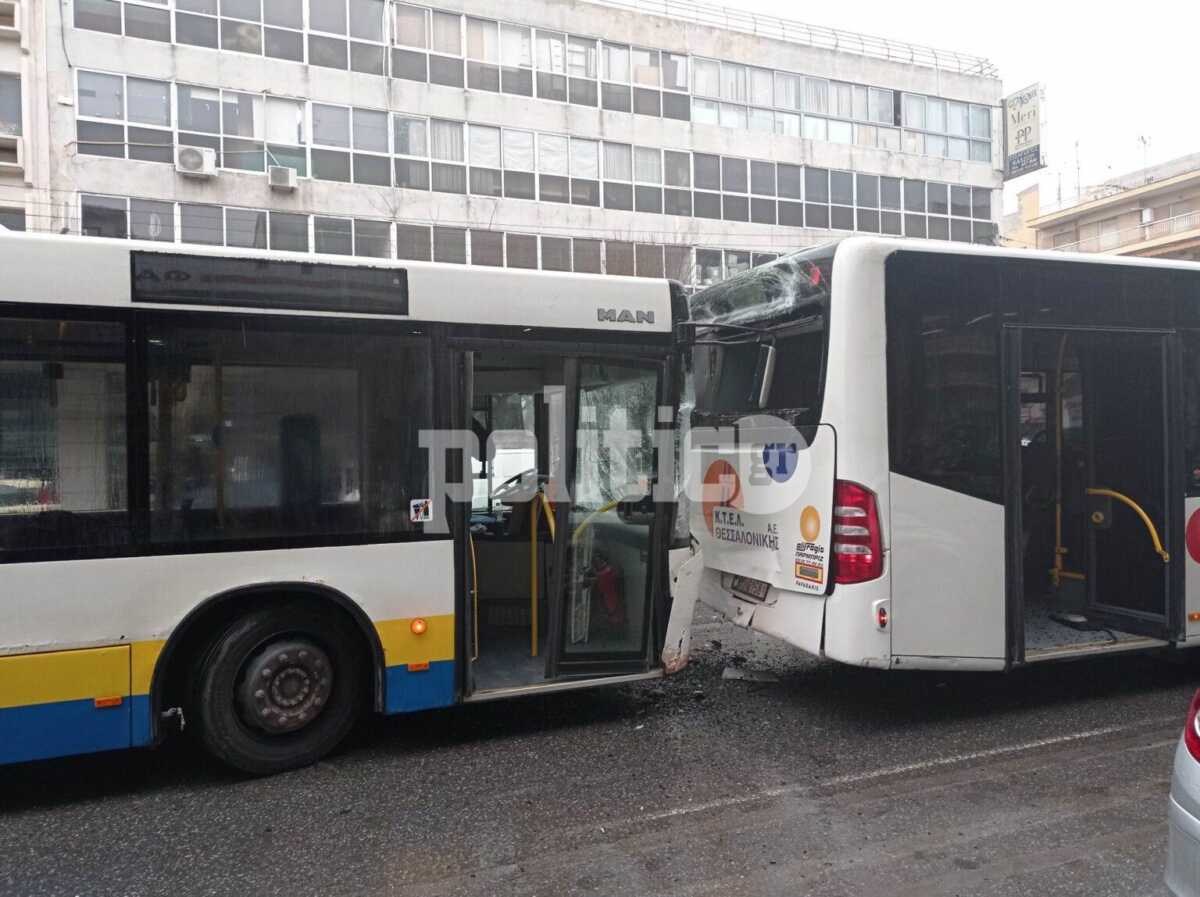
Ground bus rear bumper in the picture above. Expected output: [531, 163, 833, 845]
[696, 567, 825, 658]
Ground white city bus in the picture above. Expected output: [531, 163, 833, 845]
[0, 230, 692, 773]
[685, 237, 1200, 671]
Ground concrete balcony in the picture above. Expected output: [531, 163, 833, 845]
[1053, 209, 1200, 259]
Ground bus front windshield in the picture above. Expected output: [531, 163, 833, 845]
[688, 245, 835, 425]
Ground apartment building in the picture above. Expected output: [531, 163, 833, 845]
[0, 0, 1004, 284]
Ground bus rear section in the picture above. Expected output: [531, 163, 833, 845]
[684, 242, 892, 666]
[689, 237, 1200, 672]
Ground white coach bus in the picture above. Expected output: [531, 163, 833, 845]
[685, 237, 1200, 671]
[0, 230, 691, 773]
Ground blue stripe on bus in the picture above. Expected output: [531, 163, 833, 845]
[130, 694, 154, 747]
[384, 660, 456, 714]
[0, 698, 132, 764]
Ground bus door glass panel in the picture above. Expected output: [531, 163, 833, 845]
[1085, 331, 1169, 622]
[0, 317, 129, 555]
[559, 362, 660, 663]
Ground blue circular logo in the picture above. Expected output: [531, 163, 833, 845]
[762, 442, 799, 483]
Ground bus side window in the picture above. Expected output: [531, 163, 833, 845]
[0, 318, 130, 554]
[1182, 330, 1200, 495]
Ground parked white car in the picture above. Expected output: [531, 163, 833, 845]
[1168, 690, 1200, 896]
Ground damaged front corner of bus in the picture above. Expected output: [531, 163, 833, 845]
[677, 245, 839, 658]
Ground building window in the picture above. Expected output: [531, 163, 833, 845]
[77, 72, 173, 163]
[0, 73, 21, 137]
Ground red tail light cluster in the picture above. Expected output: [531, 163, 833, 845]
[832, 480, 883, 585]
[1184, 690, 1200, 762]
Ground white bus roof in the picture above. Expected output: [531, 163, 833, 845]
[0, 230, 675, 334]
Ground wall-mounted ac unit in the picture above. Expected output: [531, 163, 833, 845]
[268, 165, 297, 192]
[175, 145, 217, 178]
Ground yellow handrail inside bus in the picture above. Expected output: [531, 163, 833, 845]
[531, 496, 539, 658]
[1086, 487, 1170, 564]
[571, 498, 623, 544]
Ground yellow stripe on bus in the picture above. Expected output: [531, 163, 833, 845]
[375, 615, 455, 667]
[0, 645, 130, 710]
[131, 640, 166, 696]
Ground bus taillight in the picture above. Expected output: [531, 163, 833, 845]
[832, 480, 883, 584]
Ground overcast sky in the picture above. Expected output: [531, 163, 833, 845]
[742, 0, 1198, 212]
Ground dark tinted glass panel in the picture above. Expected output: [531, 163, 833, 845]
[432, 163, 467, 194]
[880, 176, 901, 210]
[569, 78, 597, 106]
[694, 191, 721, 219]
[603, 182, 633, 211]
[881, 210, 902, 235]
[972, 187, 992, 220]
[571, 179, 600, 206]
[927, 216, 949, 240]
[505, 234, 537, 269]
[265, 27, 304, 60]
[503, 170, 536, 200]
[132, 252, 407, 314]
[778, 164, 802, 200]
[539, 174, 569, 203]
[175, 12, 219, 47]
[395, 158, 430, 190]
[750, 161, 776, 196]
[831, 205, 854, 231]
[395, 224, 431, 260]
[972, 221, 997, 244]
[634, 186, 663, 214]
[635, 244, 663, 278]
[536, 73, 567, 102]
[693, 154, 720, 191]
[541, 237, 571, 272]
[886, 252, 1001, 502]
[221, 19, 263, 54]
[721, 157, 747, 193]
[0, 319, 129, 556]
[470, 230, 503, 266]
[223, 137, 265, 171]
[779, 200, 803, 227]
[0, 208, 26, 231]
[633, 88, 661, 116]
[951, 218, 972, 242]
[662, 91, 690, 121]
[354, 221, 390, 258]
[315, 217, 353, 255]
[130, 200, 174, 242]
[430, 55, 465, 87]
[75, 0, 122, 33]
[145, 321, 432, 544]
[468, 62, 500, 92]
[125, 4, 171, 40]
[312, 148, 351, 182]
[308, 34, 348, 68]
[267, 144, 306, 176]
[904, 213, 926, 237]
[606, 241, 634, 276]
[904, 180, 926, 212]
[470, 167, 503, 197]
[502, 67, 533, 96]
[573, 239, 602, 274]
[722, 195, 749, 222]
[857, 208, 880, 233]
[264, 0, 301, 28]
[350, 42, 386, 75]
[927, 182, 949, 215]
[751, 198, 776, 225]
[664, 188, 692, 216]
[830, 171, 853, 206]
[856, 174, 880, 208]
[601, 82, 631, 112]
[392, 49, 428, 82]
[181, 203, 224, 245]
[78, 121, 125, 158]
[270, 212, 309, 252]
[433, 227, 466, 264]
[353, 153, 391, 186]
[81, 195, 127, 237]
[951, 185, 971, 218]
[805, 168, 829, 203]
[805, 203, 829, 229]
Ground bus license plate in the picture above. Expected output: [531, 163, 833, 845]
[730, 575, 770, 601]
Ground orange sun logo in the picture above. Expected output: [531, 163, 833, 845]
[702, 460, 742, 533]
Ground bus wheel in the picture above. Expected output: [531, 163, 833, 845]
[191, 605, 365, 775]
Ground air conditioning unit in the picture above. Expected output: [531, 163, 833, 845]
[175, 145, 217, 178]
[268, 165, 297, 192]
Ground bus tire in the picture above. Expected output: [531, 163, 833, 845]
[191, 604, 365, 776]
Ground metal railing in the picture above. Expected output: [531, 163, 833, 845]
[589, 0, 999, 76]
[1051, 209, 1200, 254]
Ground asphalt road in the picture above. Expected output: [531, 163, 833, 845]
[2, 611, 1195, 897]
